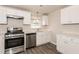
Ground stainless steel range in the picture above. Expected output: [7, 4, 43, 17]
[5, 27, 24, 54]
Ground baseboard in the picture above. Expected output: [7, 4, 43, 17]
[50, 41, 56, 45]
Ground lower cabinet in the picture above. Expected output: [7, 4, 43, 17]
[57, 34, 79, 54]
[36, 32, 51, 46]
[26, 33, 36, 48]
[0, 34, 4, 54]
[26, 32, 51, 48]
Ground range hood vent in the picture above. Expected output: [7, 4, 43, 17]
[7, 14, 24, 19]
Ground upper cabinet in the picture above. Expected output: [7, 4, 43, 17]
[23, 11, 31, 24]
[42, 15, 48, 26]
[61, 6, 79, 24]
[6, 7, 31, 24]
[0, 6, 7, 24]
[0, 6, 31, 25]
[7, 8, 22, 16]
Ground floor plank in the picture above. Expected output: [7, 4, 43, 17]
[19, 43, 60, 54]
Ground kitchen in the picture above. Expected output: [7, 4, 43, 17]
[0, 5, 56, 54]
[0, 5, 79, 54]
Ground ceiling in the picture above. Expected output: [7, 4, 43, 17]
[5, 5, 68, 14]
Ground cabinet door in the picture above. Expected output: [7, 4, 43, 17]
[57, 34, 79, 54]
[0, 34, 4, 54]
[37, 32, 51, 46]
[36, 32, 44, 46]
[70, 37, 79, 54]
[23, 11, 31, 24]
[0, 6, 7, 24]
[61, 6, 79, 24]
[7, 8, 24, 17]
[7, 7, 31, 24]
[42, 15, 48, 25]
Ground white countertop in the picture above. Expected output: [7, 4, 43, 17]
[57, 32, 79, 38]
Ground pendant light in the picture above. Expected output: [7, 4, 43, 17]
[31, 5, 43, 29]
[31, 11, 41, 29]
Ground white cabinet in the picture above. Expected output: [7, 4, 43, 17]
[57, 34, 71, 53]
[7, 8, 22, 16]
[0, 34, 4, 54]
[7, 7, 31, 24]
[36, 32, 51, 46]
[57, 34, 79, 54]
[42, 15, 48, 25]
[23, 11, 31, 24]
[0, 6, 31, 24]
[61, 6, 79, 24]
[0, 6, 7, 24]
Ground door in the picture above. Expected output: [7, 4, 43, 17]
[0, 34, 4, 54]
[61, 6, 79, 24]
[23, 11, 31, 24]
[42, 15, 48, 26]
[5, 37, 24, 49]
[0, 6, 7, 24]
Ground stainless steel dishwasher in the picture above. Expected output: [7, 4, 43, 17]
[26, 33, 36, 49]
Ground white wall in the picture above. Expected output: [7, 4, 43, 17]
[48, 10, 61, 45]
[0, 6, 48, 35]
[0, 18, 36, 34]
[48, 8, 79, 45]
[0, 17, 48, 35]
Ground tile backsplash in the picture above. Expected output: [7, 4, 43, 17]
[0, 18, 47, 34]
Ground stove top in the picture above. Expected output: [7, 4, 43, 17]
[5, 32, 24, 35]
[5, 31, 24, 39]
[5, 27, 24, 39]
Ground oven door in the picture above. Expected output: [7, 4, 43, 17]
[5, 37, 24, 49]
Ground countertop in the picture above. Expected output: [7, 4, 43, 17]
[57, 32, 79, 38]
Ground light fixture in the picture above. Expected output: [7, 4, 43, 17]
[31, 5, 43, 29]
[31, 11, 41, 29]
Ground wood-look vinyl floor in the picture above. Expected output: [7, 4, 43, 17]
[19, 43, 60, 54]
